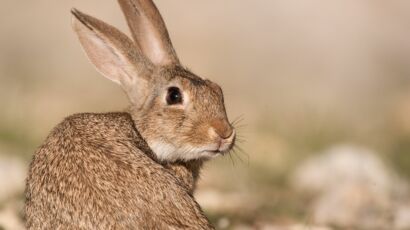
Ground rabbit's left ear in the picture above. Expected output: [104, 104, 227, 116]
[71, 9, 153, 107]
[118, 0, 180, 66]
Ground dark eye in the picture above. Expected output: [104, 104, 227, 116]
[166, 87, 183, 105]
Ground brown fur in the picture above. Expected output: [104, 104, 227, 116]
[25, 112, 213, 229]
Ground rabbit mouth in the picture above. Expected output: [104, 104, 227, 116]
[200, 146, 226, 155]
[201, 149, 230, 157]
[205, 149, 223, 155]
[204, 141, 235, 155]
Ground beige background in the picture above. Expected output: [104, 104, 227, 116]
[1, 0, 410, 229]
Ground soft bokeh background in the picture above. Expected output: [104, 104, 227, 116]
[1, 0, 410, 229]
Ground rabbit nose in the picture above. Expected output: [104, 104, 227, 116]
[210, 119, 233, 139]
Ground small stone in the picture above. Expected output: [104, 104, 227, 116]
[0, 156, 26, 203]
[217, 217, 230, 229]
[394, 205, 410, 230]
[0, 201, 25, 230]
[291, 144, 405, 229]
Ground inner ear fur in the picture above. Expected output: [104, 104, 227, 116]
[71, 8, 153, 106]
[118, 0, 180, 66]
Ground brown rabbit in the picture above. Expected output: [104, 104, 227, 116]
[25, 0, 236, 229]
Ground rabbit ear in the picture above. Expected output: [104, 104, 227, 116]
[71, 9, 153, 106]
[118, 0, 180, 66]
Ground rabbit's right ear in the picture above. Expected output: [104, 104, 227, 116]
[71, 9, 153, 105]
[118, 0, 180, 66]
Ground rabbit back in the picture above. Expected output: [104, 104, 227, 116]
[25, 112, 212, 229]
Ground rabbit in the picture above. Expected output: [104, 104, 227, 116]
[24, 0, 236, 229]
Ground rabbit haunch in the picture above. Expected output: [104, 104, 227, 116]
[25, 112, 213, 229]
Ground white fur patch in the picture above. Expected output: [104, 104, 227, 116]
[148, 141, 177, 161]
[148, 141, 220, 162]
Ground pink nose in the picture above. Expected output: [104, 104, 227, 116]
[211, 119, 233, 139]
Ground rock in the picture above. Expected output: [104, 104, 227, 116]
[394, 204, 410, 230]
[217, 217, 231, 229]
[291, 145, 394, 194]
[312, 184, 391, 229]
[230, 224, 254, 230]
[291, 145, 406, 229]
[0, 201, 25, 230]
[0, 156, 26, 203]
[195, 189, 249, 212]
[258, 223, 332, 230]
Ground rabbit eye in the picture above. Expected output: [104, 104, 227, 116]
[166, 87, 183, 105]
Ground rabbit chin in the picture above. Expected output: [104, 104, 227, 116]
[148, 141, 221, 162]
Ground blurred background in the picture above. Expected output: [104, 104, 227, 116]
[1, 0, 410, 229]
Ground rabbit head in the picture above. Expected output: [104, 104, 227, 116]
[71, 0, 236, 162]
